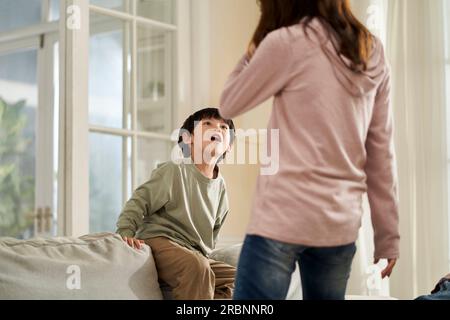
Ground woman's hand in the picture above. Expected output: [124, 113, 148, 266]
[122, 236, 144, 250]
[374, 258, 397, 278]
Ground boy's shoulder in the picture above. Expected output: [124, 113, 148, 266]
[152, 161, 179, 176]
[151, 160, 188, 178]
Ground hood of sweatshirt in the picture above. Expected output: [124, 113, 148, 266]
[305, 17, 387, 97]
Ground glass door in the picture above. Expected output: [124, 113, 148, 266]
[88, 0, 176, 233]
[0, 0, 59, 239]
[0, 46, 39, 238]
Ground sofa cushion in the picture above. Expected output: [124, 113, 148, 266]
[0, 232, 163, 300]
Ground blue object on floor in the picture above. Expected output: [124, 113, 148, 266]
[415, 277, 450, 300]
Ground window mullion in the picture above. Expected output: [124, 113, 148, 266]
[58, 0, 90, 236]
[89, 4, 176, 31]
[42, 0, 51, 22]
[122, 2, 131, 205]
[131, 0, 138, 191]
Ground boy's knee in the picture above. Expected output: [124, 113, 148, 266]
[184, 253, 211, 275]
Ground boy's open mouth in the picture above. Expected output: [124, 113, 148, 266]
[210, 133, 223, 143]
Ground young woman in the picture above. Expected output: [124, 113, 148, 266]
[219, 0, 399, 300]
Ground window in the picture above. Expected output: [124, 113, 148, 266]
[0, 0, 59, 238]
[0, 0, 181, 238]
[0, 0, 42, 33]
[87, 1, 177, 233]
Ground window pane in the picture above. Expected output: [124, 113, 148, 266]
[0, 0, 41, 33]
[127, 134, 132, 199]
[137, 0, 174, 24]
[90, 0, 124, 11]
[89, 133, 129, 233]
[53, 42, 60, 228]
[136, 137, 173, 186]
[89, 13, 131, 129]
[50, 0, 60, 21]
[0, 49, 37, 238]
[137, 25, 173, 134]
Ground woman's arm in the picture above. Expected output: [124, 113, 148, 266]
[365, 63, 400, 261]
[219, 29, 294, 119]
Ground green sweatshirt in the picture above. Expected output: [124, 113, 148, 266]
[116, 160, 229, 257]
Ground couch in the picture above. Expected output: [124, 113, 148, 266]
[0, 232, 394, 300]
[0, 232, 162, 299]
[0, 232, 301, 300]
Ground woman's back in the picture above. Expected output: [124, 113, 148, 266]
[219, 17, 399, 259]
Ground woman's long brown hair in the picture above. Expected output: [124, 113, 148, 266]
[251, 0, 373, 72]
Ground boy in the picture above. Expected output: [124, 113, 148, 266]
[116, 108, 236, 300]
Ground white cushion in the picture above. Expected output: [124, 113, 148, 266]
[0, 232, 163, 300]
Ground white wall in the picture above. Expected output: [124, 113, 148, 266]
[198, 0, 266, 241]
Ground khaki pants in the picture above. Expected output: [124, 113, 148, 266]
[145, 237, 236, 300]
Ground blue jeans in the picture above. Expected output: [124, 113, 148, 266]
[415, 280, 450, 300]
[233, 235, 356, 300]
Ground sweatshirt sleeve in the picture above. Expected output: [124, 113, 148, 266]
[365, 63, 400, 260]
[116, 169, 171, 238]
[213, 187, 230, 247]
[219, 29, 293, 119]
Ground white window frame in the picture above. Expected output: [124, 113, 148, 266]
[59, 0, 187, 236]
[58, 0, 90, 236]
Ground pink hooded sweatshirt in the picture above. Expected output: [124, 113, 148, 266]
[219, 18, 399, 260]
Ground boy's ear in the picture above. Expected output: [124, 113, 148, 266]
[181, 131, 192, 144]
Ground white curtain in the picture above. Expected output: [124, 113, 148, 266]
[349, 0, 450, 299]
[385, 0, 449, 299]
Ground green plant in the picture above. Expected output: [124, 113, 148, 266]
[0, 97, 35, 238]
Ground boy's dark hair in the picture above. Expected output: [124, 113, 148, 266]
[178, 107, 235, 160]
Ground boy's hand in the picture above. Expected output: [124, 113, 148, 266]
[122, 236, 145, 250]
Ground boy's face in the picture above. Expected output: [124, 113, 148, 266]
[186, 117, 232, 164]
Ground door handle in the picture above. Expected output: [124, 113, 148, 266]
[34, 207, 53, 236]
